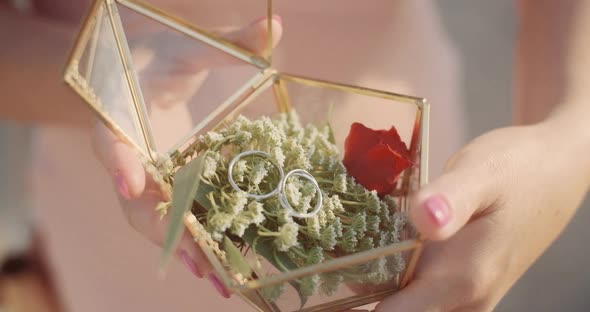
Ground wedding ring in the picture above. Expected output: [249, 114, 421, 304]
[278, 169, 323, 219]
[228, 150, 284, 201]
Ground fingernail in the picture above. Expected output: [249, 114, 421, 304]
[272, 15, 283, 25]
[423, 196, 451, 227]
[180, 250, 202, 278]
[114, 171, 131, 200]
[252, 15, 282, 25]
[208, 273, 231, 298]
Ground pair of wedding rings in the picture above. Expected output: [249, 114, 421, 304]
[227, 150, 323, 219]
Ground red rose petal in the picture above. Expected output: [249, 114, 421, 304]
[343, 122, 414, 196]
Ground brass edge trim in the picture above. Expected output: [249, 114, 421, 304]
[106, 0, 156, 161]
[63, 0, 104, 78]
[108, 1, 157, 157]
[237, 239, 420, 291]
[280, 74, 425, 105]
[117, 0, 269, 68]
[298, 288, 396, 312]
[419, 100, 430, 186]
[272, 76, 292, 113]
[400, 242, 423, 288]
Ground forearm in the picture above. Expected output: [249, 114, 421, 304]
[516, 1, 590, 130]
[0, 6, 93, 127]
[517, 1, 590, 187]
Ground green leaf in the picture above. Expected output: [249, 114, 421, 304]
[242, 227, 308, 308]
[161, 154, 206, 269]
[224, 236, 253, 277]
[194, 182, 216, 211]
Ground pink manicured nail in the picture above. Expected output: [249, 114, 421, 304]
[114, 171, 131, 200]
[423, 196, 451, 227]
[180, 250, 202, 278]
[252, 15, 282, 25]
[208, 273, 231, 298]
[272, 15, 282, 25]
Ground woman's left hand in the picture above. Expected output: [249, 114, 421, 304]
[376, 120, 590, 311]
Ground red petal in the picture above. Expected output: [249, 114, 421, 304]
[378, 127, 411, 160]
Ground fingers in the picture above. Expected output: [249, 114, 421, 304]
[375, 216, 505, 312]
[375, 278, 451, 312]
[409, 163, 499, 241]
[197, 15, 283, 68]
[120, 190, 214, 278]
[92, 123, 146, 199]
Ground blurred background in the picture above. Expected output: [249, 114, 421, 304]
[1, 0, 589, 311]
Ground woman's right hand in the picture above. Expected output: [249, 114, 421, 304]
[91, 16, 283, 297]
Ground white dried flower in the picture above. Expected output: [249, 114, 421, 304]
[285, 179, 302, 207]
[248, 161, 268, 186]
[299, 275, 320, 297]
[275, 222, 299, 251]
[352, 212, 367, 238]
[271, 147, 286, 168]
[261, 284, 285, 302]
[307, 215, 321, 239]
[333, 174, 348, 193]
[227, 191, 248, 215]
[320, 272, 343, 296]
[359, 237, 374, 251]
[246, 201, 265, 225]
[208, 211, 234, 233]
[306, 246, 324, 265]
[367, 214, 381, 234]
[232, 159, 248, 183]
[200, 131, 225, 148]
[202, 153, 220, 179]
[365, 191, 381, 214]
[340, 229, 358, 252]
[320, 225, 337, 250]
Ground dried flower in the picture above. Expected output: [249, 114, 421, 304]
[320, 225, 337, 250]
[366, 190, 381, 213]
[358, 237, 374, 251]
[202, 152, 220, 179]
[306, 246, 324, 265]
[307, 216, 321, 239]
[367, 214, 381, 234]
[320, 272, 343, 296]
[333, 174, 348, 193]
[340, 229, 358, 252]
[208, 211, 234, 235]
[227, 191, 248, 215]
[261, 284, 285, 302]
[200, 131, 225, 148]
[273, 222, 299, 251]
[299, 275, 320, 297]
[352, 212, 367, 238]
[232, 160, 248, 183]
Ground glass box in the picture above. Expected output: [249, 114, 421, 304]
[63, 1, 429, 311]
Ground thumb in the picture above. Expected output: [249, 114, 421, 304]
[409, 164, 499, 241]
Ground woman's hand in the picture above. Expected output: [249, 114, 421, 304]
[376, 119, 590, 311]
[91, 16, 283, 295]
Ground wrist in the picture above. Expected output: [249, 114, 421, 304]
[539, 102, 590, 187]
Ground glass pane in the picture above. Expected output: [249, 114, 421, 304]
[77, 3, 148, 152]
[115, 2, 266, 153]
[187, 76, 424, 311]
[137, 0, 272, 60]
[256, 250, 416, 312]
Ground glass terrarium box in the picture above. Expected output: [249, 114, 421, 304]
[63, 0, 430, 311]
